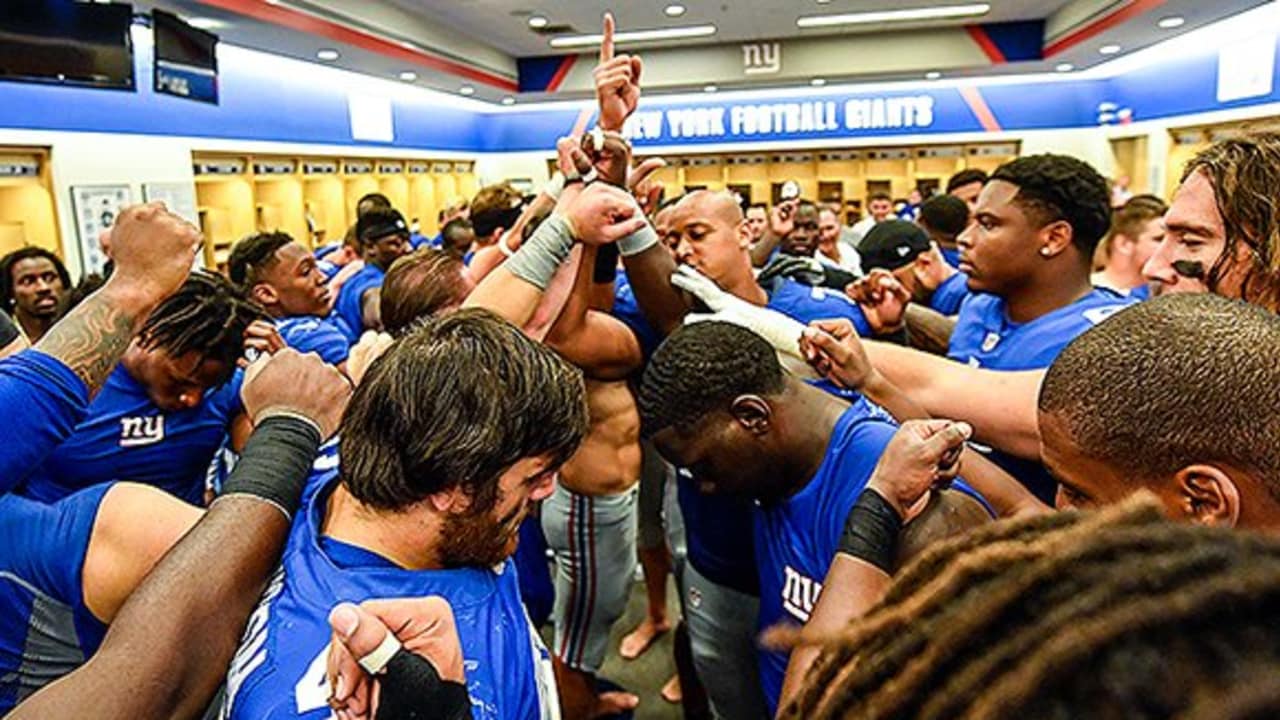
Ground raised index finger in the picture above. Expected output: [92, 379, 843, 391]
[600, 13, 615, 63]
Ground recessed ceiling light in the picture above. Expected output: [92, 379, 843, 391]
[1099, 44, 1121, 55]
[316, 49, 340, 61]
[810, 77, 826, 86]
[398, 71, 418, 82]
[703, 84, 718, 92]
[460, 85, 475, 96]
[186, 17, 227, 30]
[664, 4, 686, 17]
[550, 24, 717, 48]
[797, 3, 989, 28]
[925, 70, 942, 80]
[1158, 15, 1185, 29]
[501, 96, 516, 105]
[1055, 62, 1074, 72]
[528, 14, 549, 28]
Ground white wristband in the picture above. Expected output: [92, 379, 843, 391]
[543, 172, 567, 201]
[357, 630, 403, 675]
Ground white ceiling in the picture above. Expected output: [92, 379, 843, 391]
[386, 0, 1073, 57]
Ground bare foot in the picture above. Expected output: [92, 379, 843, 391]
[619, 617, 671, 660]
[660, 674, 682, 704]
[593, 690, 640, 718]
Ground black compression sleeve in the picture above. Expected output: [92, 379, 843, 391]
[219, 415, 321, 518]
[837, 488, 903, 574]
[376, 649, 473, 720]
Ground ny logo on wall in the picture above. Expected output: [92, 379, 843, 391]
[742, 42, 781, 75]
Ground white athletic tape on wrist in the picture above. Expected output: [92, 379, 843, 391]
[357, 630, 403, 675]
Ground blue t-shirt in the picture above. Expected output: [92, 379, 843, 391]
[948, 287, 1135, 501]
[333, 264, 386, 343]
[928, 272, 970, 316]
[675, 470, 760, 596]
[0, 483, 112, 712]
[765, 277, 873, 337]
[0, 351, 90, 494]
[752, 401, 979, 712]
[315, 260, 340, 281]
[21, 365, 244, 505]
[277, 316, 351, 366]
[1128, 283, 1152, 301]
[409, 232, 431, 250]
[220, 471, 558, 720]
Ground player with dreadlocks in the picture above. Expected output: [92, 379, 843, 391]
[18, 271, 270, 505]
[783, 495, 1280, 719]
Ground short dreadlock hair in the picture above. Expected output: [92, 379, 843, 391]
[227, 231, 294, 287]
[638, 321, 785, 439]
[136, 271, 268, 387]
[1181, 131, 1280, 311]
[991, 153, 1111, 257]
[784, 495, 1280, 719]
[1039, 293, 1280, 503]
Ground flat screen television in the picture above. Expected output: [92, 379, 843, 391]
[0, 1, 135, 90]
[153, 8, 218, 103]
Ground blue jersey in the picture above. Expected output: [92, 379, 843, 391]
[1128, 283, 1152, 301]
[948, 287, 1134, 502]
[948, 288, 1133, 370]
[765, 278, 873, 336]
[676, 470, 760, 595]
[0, 351, 90, 494]
[928, 272, 969, 316]
[0, 484, 112, 712]
[221, 471, 557, 720]
[315, 260, 340, 281]
[333, 264, 386, 343]
[21, 365, 243, 505]
[277, 315, 351, 366]
[612, 270, 662, 362]
[752, 401, 981, 712]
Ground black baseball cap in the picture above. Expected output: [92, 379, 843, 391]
[357, 208, 409, 243]
[859, 220, 932, 271]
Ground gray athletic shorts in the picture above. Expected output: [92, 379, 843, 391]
[683, 563, 771, 720]
[542, 483, 638, 673]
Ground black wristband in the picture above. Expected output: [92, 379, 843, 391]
[377, 648, 473, 720]
[219, 415, 322, 518]
[593, 243, 620, 284]
[837, 488, 904, 574]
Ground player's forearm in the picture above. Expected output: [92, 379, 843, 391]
[620, 243, 688, 336]
[959, 451, 1051, 518]
[35, 281, 157, 394]
[864, 341, 1044, 459]
[903, 304, 956, 355]
[777, 555, 891, 713]
[750, 230, 782, 268]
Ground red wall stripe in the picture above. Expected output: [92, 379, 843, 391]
[959, 86, 1002, 132]
[965, 25, 1007, 64]
[1044, 0, 1167, 57]
[546, 55, 578, 93]
[194, 0, 518, 91]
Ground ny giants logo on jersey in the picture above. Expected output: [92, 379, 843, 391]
[781, 566, 822, 622]
[119, 416, 165, 447]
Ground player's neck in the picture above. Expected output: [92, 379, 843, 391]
[1004, 270, 1092, 324]
[14, 308, 53, 343]
[780, 384, 850, 499]
[322, 483, 445, 570]
[726, 270, 768, 306]
[1100, 263, 1144, 291]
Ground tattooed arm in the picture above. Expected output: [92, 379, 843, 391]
[35, 203, 201, 392]
[0, 204, 199, 493]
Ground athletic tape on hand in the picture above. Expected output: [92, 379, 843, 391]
[358, 630, 404, 675]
